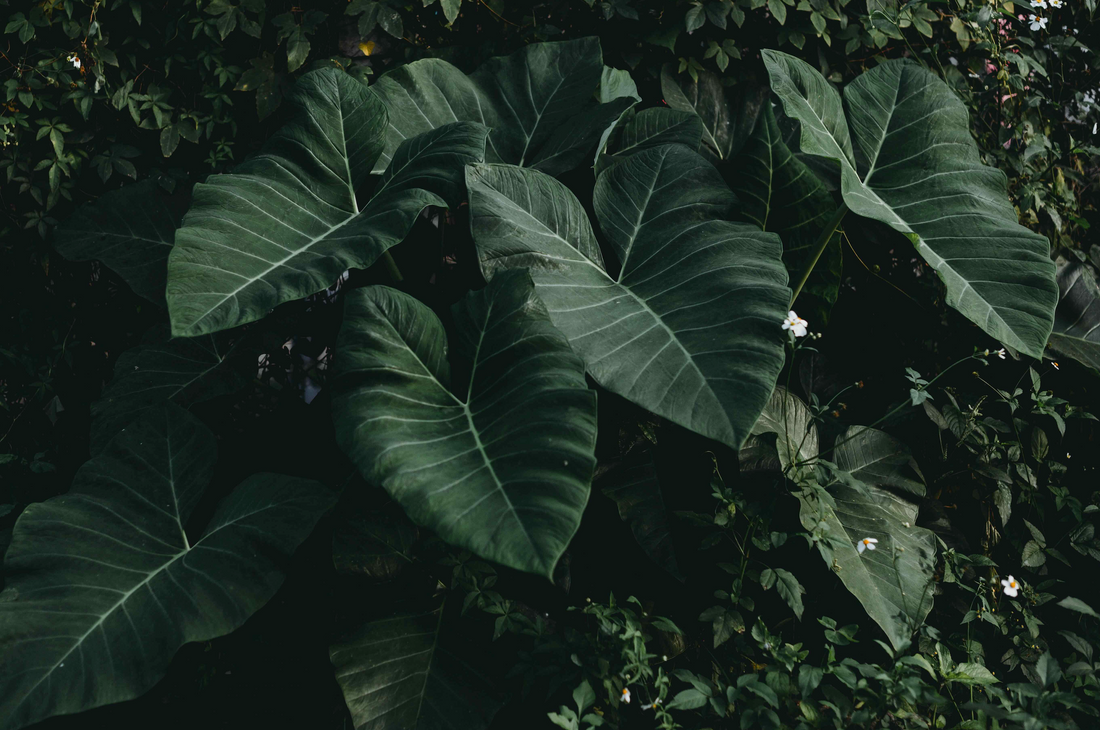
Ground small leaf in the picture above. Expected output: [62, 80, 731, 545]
[947, 662, 1000, 685]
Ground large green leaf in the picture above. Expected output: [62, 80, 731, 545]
[370, 37, 637, 176]
[0, 404, 334, 729]
[167, 68, 488, 337]
[659, 65, 767, 162]
[762, 51, 1057, 359]
[600, 448, 682, 580]
[330, 598, 501, 730]
[595, 107, 704, 175]
[331, 269, 597, 577]
[1048, 260, 1100, 371]
[470, 146, 790, 450]
[750, 390, 936, 648]
[90, 327, 249, 453]
[53, 179, 180, 304]
[796, 477, 936, 650]
[730, 106, 842, 324]
[834, 425, 926, 497]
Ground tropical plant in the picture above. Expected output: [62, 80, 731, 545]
[3, 32, 1098, 730]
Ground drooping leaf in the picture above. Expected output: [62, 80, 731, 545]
[763, 51, 1057, 359]
[0, 405, 334, 729]
[53, 179, 181, 304]
[748, 386, 818, 470]
[167, 68, 488, 336]
[331, 502, 418, 579]
[659, 65, 767, 161]
[330, 598, 501, 730]
[370, 37, 638, 176]
[596, 107, 704, 175]
[470, 146, 790, 450]
[796, 475, 936, 649]
[761, 567, 805, 619]
[834, 425, 926, 497]
[90, 326, 250, 453]
[1048, 261, 1100, 371]
[730, 105, 842, 324]
[945, 662, 1000, 686]
[331, 270, 597, 577]
[600, 448, 683, 580]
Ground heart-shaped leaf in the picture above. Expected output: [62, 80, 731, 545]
[596, 107, 704, 175]
[0, 404, 334, 729]
[659, 65, 767, 161]
[1048, 260, 1100, 371]
[53, 179, 181, 304]
[763, 51, 1057, 359]
[331, 269, 597, 577]
[600, 448, 683, 580]
[370, 37, 637, 176]
[470, 145, 790, 450]
[834, 425, 926, 497]
[89, 326, 250, 453]
[730, 105, 842, 324]
[330, 598, 502, 730]
[167, 68, 488, 337]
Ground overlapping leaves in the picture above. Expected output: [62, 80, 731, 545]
[0, 405, 334, 729]
[1048, 260, 1100, 371]
[370, 37, 638, 176]
[330, 270, 597, 577]
[167, 68, 488, 337]
[763, 51, 1057, 358]
[469, 144, 790, 450]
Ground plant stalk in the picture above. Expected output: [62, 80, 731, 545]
[382, 250, 404, 283]
[789, 202, 848, 308]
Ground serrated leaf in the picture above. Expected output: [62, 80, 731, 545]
[762, 51, 1057, 358]
[331, 270, 597, 577]
[370, 38, 638, 176]
[167, 69, 488, 336]
[470, 146, 790, 450]
[0, 405, 334, 730]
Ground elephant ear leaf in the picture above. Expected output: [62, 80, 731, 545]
[660, 64, 768, 161]
[834, 426, 926, 497]
[371, 37, 637, 176]
[796, 471, 936, 650]
[596, 107, 704, 175]
[53, 178, 181, 304]
[470, 147, 790, 450]
[89, 326, 251, 453]
[730, 105, 842, 325]
[331, 270, 597, 578]
[0, 404, 334, 730]
[600, 448, 683, 580]
[763, 51, 1057, 359]
[1048, 261, 1100, 372]
[167, 67, 488, 337]
[330, 598, 502, 730]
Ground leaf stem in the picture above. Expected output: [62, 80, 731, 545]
[790, 202, 848, 308]
[382, 250, 404, 283]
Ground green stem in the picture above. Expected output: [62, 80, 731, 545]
[382, 250, 404, 283]
[790, 203, 848, 309]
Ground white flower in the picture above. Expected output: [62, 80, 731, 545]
[857, 537, 878, 553]
[1029, 14, 1048, 30]
[1049, 0, 1063, 7]
[1031, 0, 1048, 7]
[994, 348, 1006, 360]
[782, 310, 808, 338]
[1001, 575, 1020, 597]
[68, 54, 81, 70]
[621, 688, 631, 704]
[646, 698, 663, 711]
